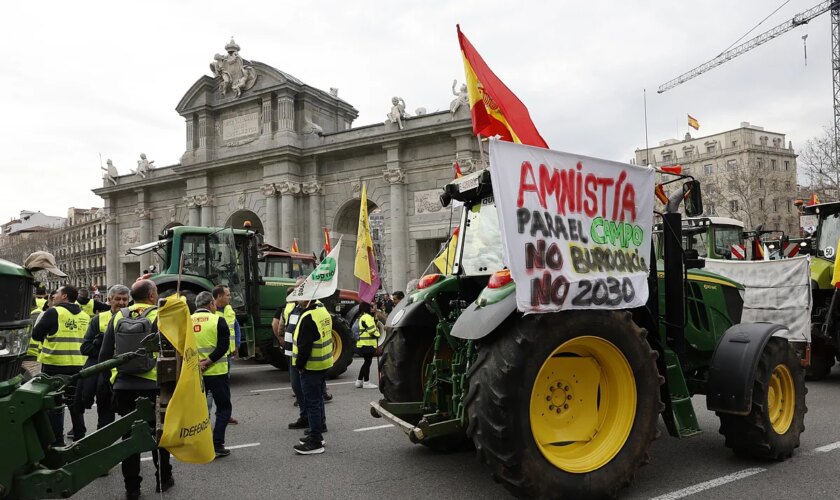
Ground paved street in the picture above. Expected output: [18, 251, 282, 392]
[75, 360, 840, 500]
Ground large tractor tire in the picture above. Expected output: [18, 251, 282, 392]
[326, 315, 354, 379]
[262, 341, 287, 370]
[379, 326, 435, 412]
[805, 336, 835, 380]
[718, 337, 807, 460]
[465, 310, 661, 499]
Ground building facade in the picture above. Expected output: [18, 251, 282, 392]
[635, 122, 799, 235]
[94, 40, 478, 291]
[48, 208, 107, 290]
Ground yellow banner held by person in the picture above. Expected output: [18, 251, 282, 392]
[433, 227, 459, 275]
[157, 295, 215, 464]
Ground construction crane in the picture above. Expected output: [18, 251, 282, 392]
[658, 1, 840, 155]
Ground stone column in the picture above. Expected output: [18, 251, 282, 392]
[277, 180, 300, 250]
[105, 211, 119, 286]
[278, 96, 295, 132]
[184, 196, 200, 226]
[260, 183, 279, 245]
[135, 208, 153, 272]
[261, 95, 273, 139]
[302, 181, 323, 253]
[197, 194, 215, 227]
[384, 164, 408, 292]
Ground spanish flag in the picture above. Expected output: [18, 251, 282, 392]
[688, 114, 700, 130]
[291, 238, 299, 253]
[809, 193, 820, 206]
[433, 226, 460, 274]
[323, 226, 332, 253]
[457, 26, 548, 148]
[454, 161, 463, 179]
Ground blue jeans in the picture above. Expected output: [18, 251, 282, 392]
[204, 374, 232, 447]
[288, 356, 305, 419]
[299, 370, 326, 443]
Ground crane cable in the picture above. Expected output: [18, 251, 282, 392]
[715, 0, 792, 58]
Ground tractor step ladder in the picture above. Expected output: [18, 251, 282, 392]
[665, 351, 702, 438]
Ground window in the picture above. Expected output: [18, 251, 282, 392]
[772, 180, 778, 190]
[704, 164, 713, 175]
[729, 200, 739, 212]
[757, 158, 763, 169]
[683, 166, 691, 175]
[707, 202, 716, 215]
[758, 178, 764, 189]
[771, 159, 777, 170]
[773, 199, 778, 212]
[785, 181, 791, 190]
[787, 201, 792, 213]
[662, 152, 673, 162]
[726, 159, 737, 172]
[706, 145, 715, 154]
[759, 199, 765, 210]
[785, 161, 790, 171]
[728, 180, 737, 190]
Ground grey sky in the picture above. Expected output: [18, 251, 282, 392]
[0, 0, 832, 221]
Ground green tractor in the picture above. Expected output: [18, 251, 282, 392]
[799, 201, 840, 379]
[0, 257, 158, 499]
[372, 169, 807, 498]
[128, 226, 354, 378]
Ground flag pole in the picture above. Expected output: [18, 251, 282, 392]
[643, 89, 650, 166]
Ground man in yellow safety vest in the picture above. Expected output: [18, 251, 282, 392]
[98, 280, 173, 499]
[212, 285, 239, 425]
[193, 291, 232, 457]
[291, 299, 333, 455]
[30, 284, 90, 444]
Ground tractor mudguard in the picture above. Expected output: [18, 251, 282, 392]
[451, 289, 516, 340]
[706, 322, 789, 415]
[387, 298, 436, 329]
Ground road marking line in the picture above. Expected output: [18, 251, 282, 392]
[814, 441, 840, 453]
[649, 468, 765, 500]
[249, 380, 356, 393]
[141, 442, 261, 461]
[354, 424, 394, 432]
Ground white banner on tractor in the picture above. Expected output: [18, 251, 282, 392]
[489, 140, 654, 313]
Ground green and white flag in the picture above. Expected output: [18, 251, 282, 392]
[288, 237, 342, 301]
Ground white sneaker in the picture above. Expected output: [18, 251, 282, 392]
[354, 380, 363, 388]
[363, 381, 378, 389]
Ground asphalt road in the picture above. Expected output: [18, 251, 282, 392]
[73, 359, 840, 500]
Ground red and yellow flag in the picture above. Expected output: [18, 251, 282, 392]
[457, 26, 548, 148]
[809, 193, 820, 206]
[291, 238, 299, 253]
[323, 227, 332, 253]
[688, 114, 700, 130]
[454, 161, 463, 179]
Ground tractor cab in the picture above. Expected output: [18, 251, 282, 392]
[654, 216, 745, 260]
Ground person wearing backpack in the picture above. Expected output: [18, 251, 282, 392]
[354, 302, 380, 389]
[193, 291, 232, 457]
[98, 280, 174, 500]
[79, 284, 130, 431]
[30, 284, 90, 444]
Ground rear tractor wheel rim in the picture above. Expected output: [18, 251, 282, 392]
[529, 335, 637, 474]
[768, 363, 795, 435]
[331, 329, 343, 362]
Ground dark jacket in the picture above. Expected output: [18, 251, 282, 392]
[78, 312, 113, 408]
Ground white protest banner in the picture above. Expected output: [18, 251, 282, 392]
[289, 237, 342, 301]
[489, 140, 654, 312]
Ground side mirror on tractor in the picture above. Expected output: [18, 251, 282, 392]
[683, 180, 703, 217]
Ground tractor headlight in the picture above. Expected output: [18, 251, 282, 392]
[0, 325, 32, 358]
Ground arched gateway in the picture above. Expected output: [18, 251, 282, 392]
[94, 38, 479, 290]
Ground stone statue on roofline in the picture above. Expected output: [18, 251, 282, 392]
[133, 153, 154, 179]
[450, 79, 469, 114]
[210, 37, 257, 98]
[386, 96, 408, 130]
[101, 159, 118, 186]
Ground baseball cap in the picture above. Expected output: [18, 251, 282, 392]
[23, 251, 68, 277]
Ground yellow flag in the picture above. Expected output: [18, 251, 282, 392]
[833, 236, 840, 287]
[433, 228, 459, 274]
[354, 183, 373, 284]
[157, 295, 215, 464]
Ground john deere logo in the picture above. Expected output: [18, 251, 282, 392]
[313, 257, 336, 282]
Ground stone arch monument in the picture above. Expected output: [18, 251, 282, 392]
[225, 209, 264, 234]
[94, 38, 478, 290]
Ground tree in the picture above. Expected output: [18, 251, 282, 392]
[0, 230, 56, 267]
[705, 158, 769, 231]
[798, 126, 839, 199]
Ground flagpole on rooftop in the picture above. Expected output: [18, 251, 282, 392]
[643, 89, 650, 166]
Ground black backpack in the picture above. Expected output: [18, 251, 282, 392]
[114, 306, 158, 375]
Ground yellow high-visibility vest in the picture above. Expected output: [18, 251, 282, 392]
[216, 305, 236, 355]
[193, 311, 229, 376]
[38, 306, 89, 367]
[356, 312, 379, 349]
[292, 306, 334, 371]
